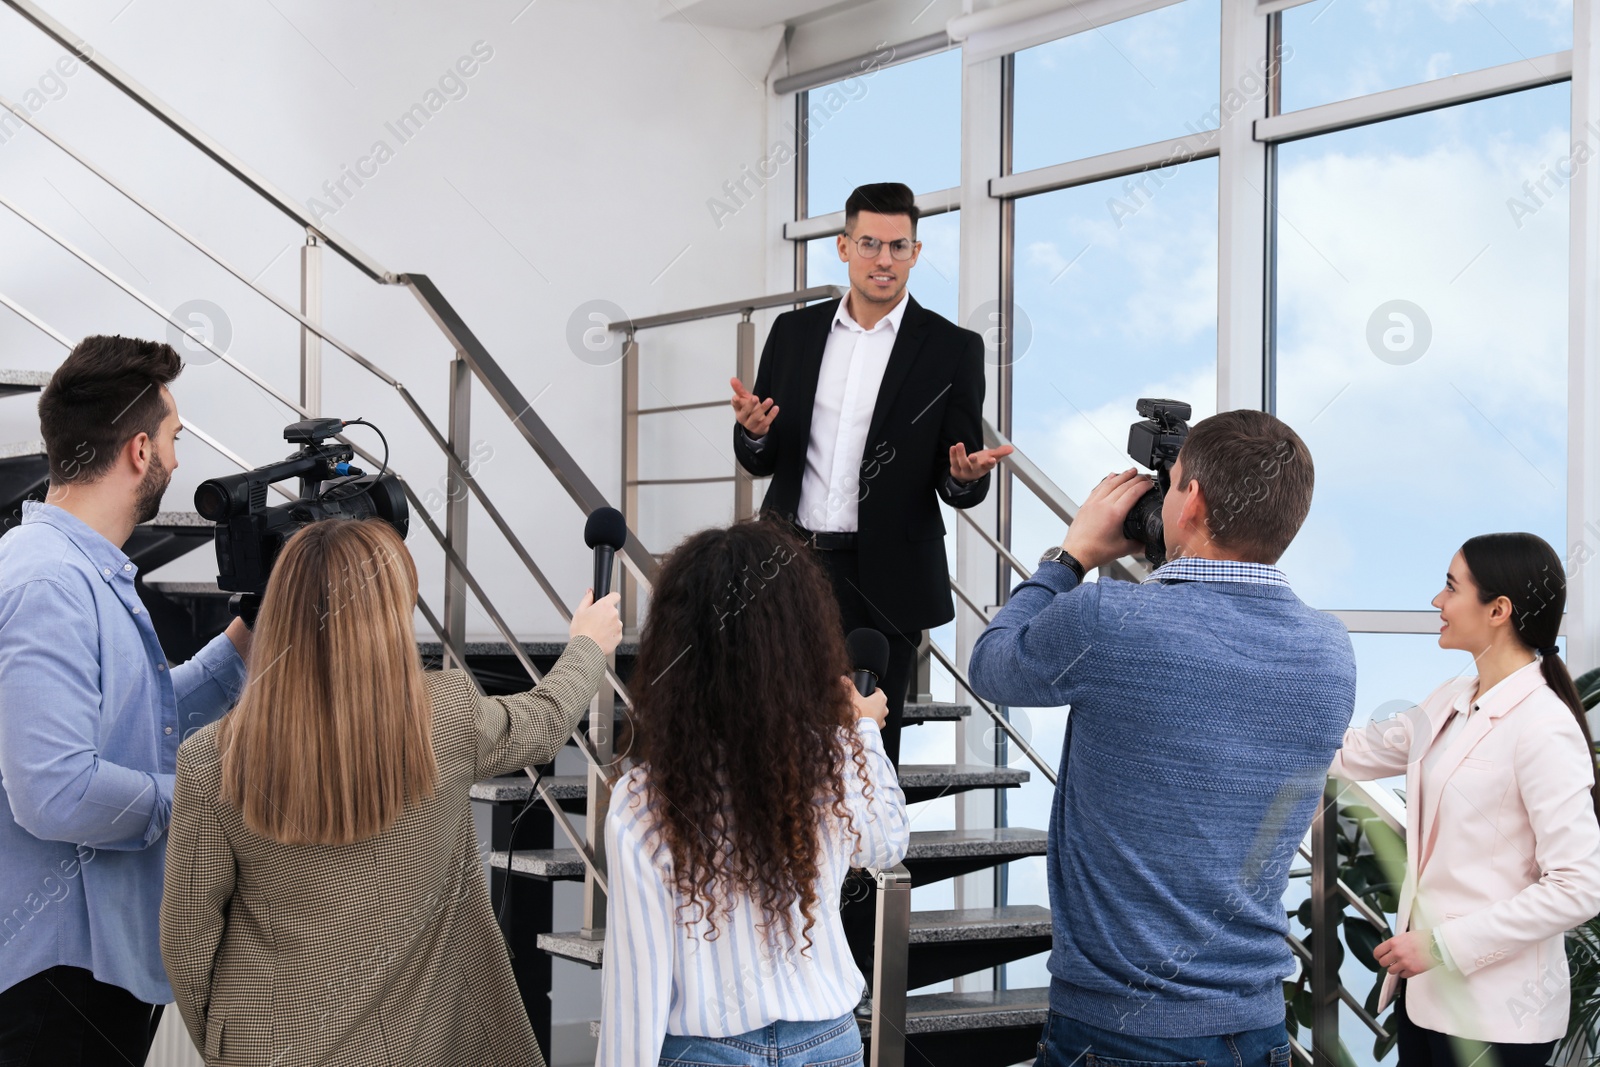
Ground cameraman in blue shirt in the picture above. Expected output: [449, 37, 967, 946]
[970, 409, 1356, 1067]
[0, 336, 250, 1066]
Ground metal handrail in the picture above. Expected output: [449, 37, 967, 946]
[606, 285, 843, 333]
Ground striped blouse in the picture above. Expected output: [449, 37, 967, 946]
[596, 719, 909, 1066]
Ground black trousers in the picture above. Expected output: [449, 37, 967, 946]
[0, 965, 164, 1067]
[1396, 984, 1555, 1067]
[809, 545, 918, 767]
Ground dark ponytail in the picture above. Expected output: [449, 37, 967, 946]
[1460, 532, 1600, 825]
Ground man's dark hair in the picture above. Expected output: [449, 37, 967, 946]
[38, 335, 182, 485]
[845, 182, 919, 233]
[1176, 409, 1314, 565]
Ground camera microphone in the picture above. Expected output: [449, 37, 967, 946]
[846, 628, 890, 698]
[584, 507, 628, 599]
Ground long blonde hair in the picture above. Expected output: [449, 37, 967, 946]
[218, 519, 436, 845]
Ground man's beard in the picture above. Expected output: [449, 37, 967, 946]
[133, 452, 171, 525]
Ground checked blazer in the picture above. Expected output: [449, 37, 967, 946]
[160, 637, 606, 1067]
[733, 296, 991, 634]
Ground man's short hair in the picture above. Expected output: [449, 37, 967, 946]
[38, 335, 183, 485]
[1176, 409, 1314, 564]
[845, 183, 919, 233]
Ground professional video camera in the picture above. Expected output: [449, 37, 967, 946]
[193, 417, 408, 623]
[1122, 398, 1191, 567]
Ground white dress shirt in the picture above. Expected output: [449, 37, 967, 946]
[796, 293, 909, 532]
[595, 720, 910, 1067]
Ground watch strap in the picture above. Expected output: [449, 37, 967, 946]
[1039, 547, 1087, 582]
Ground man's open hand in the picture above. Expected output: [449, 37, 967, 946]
[950, 442, 1014, 484]
[730, 376, 779, 437]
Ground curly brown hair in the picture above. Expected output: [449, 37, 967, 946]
[628, 519, 870, 952]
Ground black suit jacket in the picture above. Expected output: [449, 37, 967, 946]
[732, 296, 989, 634]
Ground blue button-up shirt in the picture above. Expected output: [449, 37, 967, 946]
[0, 501, 246, 1003]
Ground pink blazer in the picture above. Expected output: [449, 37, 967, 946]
[1329, 660, 1600, 1044]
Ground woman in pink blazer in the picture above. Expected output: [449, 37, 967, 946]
[1331, 532, 1600, 1067]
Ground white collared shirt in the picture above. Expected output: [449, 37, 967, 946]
[796, 292, 909, 532]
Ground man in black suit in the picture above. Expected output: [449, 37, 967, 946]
[730, 182, 1012, 766]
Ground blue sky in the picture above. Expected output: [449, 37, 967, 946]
[802, 0, 1578, 1038]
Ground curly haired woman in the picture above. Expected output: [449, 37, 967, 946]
[596, 519, 908, 1067]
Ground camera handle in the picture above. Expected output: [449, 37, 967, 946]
[228, 593, 262, 630]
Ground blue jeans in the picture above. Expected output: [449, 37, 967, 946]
[1038, 1009, 1292, 1067]
[658, 1013, 863, 1066]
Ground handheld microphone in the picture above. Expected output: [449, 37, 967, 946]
[846, 628, 890, 698]
[584, 507, 628, 599]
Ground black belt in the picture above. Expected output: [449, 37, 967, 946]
[789, 521, 857, 551]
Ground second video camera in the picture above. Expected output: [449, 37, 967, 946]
[194, 418, 409, 621]
[1122, 398, 1191, 567]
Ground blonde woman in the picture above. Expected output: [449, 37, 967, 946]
[159, 518, 621, 1067]
[1331, 532, 1600, 1067]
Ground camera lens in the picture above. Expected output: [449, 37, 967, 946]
[194, 481, 231, 522]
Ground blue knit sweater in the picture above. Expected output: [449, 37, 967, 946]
[969, 560, 1356, 1038]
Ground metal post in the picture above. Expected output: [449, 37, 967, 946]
[1309, 779, 1341, 1067]
[914, 630, 932, 703]
[870, 864, 912, 1067]
[443, 354, 471, 671]
[299, 230, 321, 416]
[735, 313, 756, 521]
[621, 332, 640, 634]
[580, 653, 616, 940]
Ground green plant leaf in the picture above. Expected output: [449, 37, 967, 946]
[1364, 974, 1385, 1017]
[1374, 1015, 1400, 1060]
[1292, 985, 1316, 1028]
[1344, 916, 1385, 972]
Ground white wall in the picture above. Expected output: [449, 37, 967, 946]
[0, 0, 789, 641]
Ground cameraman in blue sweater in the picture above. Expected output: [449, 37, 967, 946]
[970, 408, 1356, 1067]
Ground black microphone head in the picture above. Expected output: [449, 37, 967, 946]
[846, 627, 890, 682]
[584, 507, 628, 551]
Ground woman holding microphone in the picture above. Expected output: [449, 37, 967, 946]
[1331, 532, 1600, 1067]
[596, 519, 908, 1067]
[160, 518, 621, 1067]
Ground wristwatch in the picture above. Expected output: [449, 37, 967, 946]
[1428, 929, 1446, 967]
[1039, 547, 1087, 582]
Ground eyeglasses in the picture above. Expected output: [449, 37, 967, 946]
[846, 235, 917, 261]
